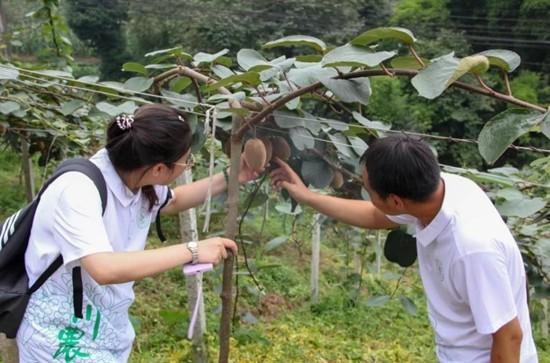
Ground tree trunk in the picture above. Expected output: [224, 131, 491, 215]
[176, 170, 208, 363]
[310, 213, 321, 304]
[218, 115, 243, 363]
[21, 135, 35, 202]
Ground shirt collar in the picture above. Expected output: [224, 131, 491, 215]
[90, 148, 141, 208]
[415, 173, 455, 247]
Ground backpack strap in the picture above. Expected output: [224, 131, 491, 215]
[155, 188, 172, 242]
[29, 159, 108, 318]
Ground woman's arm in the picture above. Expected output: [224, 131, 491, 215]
[80, 237, 237, 285]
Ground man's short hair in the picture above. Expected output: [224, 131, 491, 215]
[360, 135, 441, 202]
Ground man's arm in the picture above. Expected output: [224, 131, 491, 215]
[491, 317, 522, 363]
[270, 158, 398, 229]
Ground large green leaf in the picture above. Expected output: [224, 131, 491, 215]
[123, 77, 154, 92]
[206, 71, 261, 90]
[287, 63, 337, 88]
[478, 109, 544, 164]
[327, 133, 353, 158]
[352, 112, 391, 134]
[447, 55, 490, 84]
[96, 101, 137, 117]
[399, 296, 417, 316]
[61, 100, 85, 116]
[145, 46, 192, 61]
[320, 77, 371, 105]
[540, 111, 550, 139]
[34, 69, 74, 79]
[122, 62, 147, 75]
[302, 159, 333, 188]
[263, 35, 327, 53]
[477, 49, 521, 73]
[351, 27, 416, 46]
[237, 49, 271, 71]
[411, 53, 459, 99]
[161, 89, 198, 109]
[144, 64, 177, 70]
[497, 198, 546, 218]
[77, 75, 99, 83]
[348, 136, 368, 156]
[273, 111, 321, 135]
[193, 49, 229, 65]
[169, 77, 192, 93]
[0, 66, 19, 80]
[390, 56, 429, 70]
[0, 101, 20, 115]
[211, 64, 235, 79]
[322, 44, 397, 68]
[289, 127, 314, 150]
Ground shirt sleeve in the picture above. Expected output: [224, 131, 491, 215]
[451, 251, 517, 335]
[52, 174, 113, 265]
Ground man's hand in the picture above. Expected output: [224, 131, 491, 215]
[491, 317, 522, 363]
[269, 157, 312, 204]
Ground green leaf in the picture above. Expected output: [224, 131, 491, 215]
[296, 55, 323, 63]
[207, 92, 246, 103]
[123, 77, 154, 92]
[352, 112, 391, 133]
[96, 101, 137, 117]
[348, 136, 368, 156]
[287, 63, 337, 88]
[275, 202, 302, 215]
[351, 27, 416, 46]
[144, 64, 177, 70]
[322, 44, 397, 68]
[60, 100, 85, 116]
[211, 64, 235, 80]
[77, 75, 99, 83]
[265, 236, 289, 252]
[169, 77, 192, 93]
[390, 56, 428, 70]
[496, 188, 524, 201]
[207, 72, 261, 91]
[320, 77, 371, 105]
[34, 69, 73, 79]
[263, 35, 327, 53]
[322, 118, 349, 131]
[497, 198, 546, 218]
[193, 49, 229, 65]
[161, 89, 198, 109]
[273, 110, 305, 129]
[365, 295, 390, 307]
[477, 49, 521, 73]
[0, 66, 19, 80]
[122, 62, 147, 75]
[289, 127, 314, 150]
[327, 133, 353, 158]
[478, 109, 543, 164]
[447, 55, 490, 84]
[145, 46, 192, 60]
[411, 53, 459, 99]
[237, 49, 271, 71]
[399, 296, 417, 316]
[541, 111, 550, 139]
[302, 159, 333, 188]
[0, 101, 20, 115]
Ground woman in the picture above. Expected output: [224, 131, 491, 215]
[16, 104, 257, 362]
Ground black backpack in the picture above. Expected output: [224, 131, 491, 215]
[0, 158, 107, 338]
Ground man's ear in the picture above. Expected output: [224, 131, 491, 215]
[388, 194, 405, 210]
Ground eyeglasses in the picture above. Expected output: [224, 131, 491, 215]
[172, 154, 195, 170]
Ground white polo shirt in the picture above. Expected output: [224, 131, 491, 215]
[17, 149, 169, 363]
[387, 173, 538, 363]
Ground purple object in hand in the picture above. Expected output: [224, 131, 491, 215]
[183, 263, 213, 276]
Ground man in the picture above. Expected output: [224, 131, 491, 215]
[270, 135, 538, 363]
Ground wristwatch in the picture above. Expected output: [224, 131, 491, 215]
[186, 241, 199, 264]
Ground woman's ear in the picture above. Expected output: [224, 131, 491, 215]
[151, 163, 166, 177]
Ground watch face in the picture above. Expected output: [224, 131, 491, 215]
[188, 241, 198, 248]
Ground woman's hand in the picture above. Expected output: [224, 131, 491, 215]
[197, 237, 238, 264]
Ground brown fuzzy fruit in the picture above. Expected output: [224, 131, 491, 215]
[244, 138, 267, 173]
[270, 136, 291, 161]
[331, 170, 344, 189]
[259, 137, 273, 166]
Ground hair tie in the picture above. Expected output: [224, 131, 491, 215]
[178, 115, 185, 122]
[116, 114, 134, 130]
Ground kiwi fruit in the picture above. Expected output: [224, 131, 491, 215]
[243, 138, 267, 172]
[270, 136, 291, 161]
[331, 170, 344, 189]
[259, 137, 273, 166]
